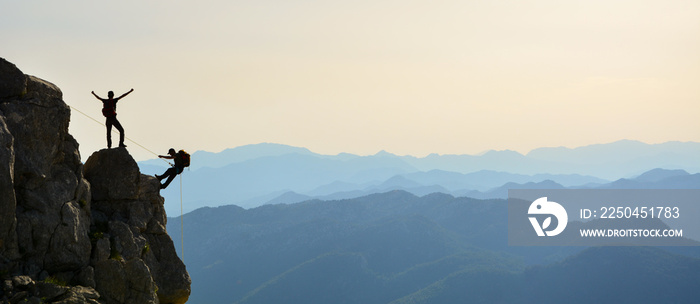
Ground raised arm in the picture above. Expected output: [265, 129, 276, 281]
[91, 91, 104, 101]
[116, 88, 134, 100]
[159, 154, 175, 159]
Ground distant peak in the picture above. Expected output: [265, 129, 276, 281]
[634, 168, 689, 182]
[374, 150, 396, 157]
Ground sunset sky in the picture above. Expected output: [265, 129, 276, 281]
[2, 0, 699, 161]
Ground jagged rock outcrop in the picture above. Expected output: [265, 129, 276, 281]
[85, 148, 190, 304]
[0, 57, 190, 303]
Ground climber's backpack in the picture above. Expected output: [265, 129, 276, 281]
[179, 150, 191, 167]
[102, 99, 117, 117]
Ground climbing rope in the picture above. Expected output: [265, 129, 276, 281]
[69, 105, 170, 165]
[70, 103, 186, 259]
[180, 173, 184, 261]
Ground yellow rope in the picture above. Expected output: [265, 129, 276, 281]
[180, 173, 184, 261]
[69, 105, 171, 165]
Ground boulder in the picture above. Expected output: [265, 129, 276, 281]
[24, 75, 62, 101]
[94, 259, 158, 304]
[84, 148, 140, 201]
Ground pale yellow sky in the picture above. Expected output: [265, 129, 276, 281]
[2, 0, 699, 161]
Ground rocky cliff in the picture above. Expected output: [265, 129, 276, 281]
[0, 58, 190, 303]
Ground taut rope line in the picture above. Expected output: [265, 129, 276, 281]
[180, 173, 184, 261]
[69, 105, 169, 165]
[70, 104, 186, 260]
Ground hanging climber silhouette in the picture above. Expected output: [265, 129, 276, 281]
[91, 89, 134, 148]
[156, 148, 190, 189]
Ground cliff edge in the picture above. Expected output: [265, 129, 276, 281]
[0, 58, 190, 303]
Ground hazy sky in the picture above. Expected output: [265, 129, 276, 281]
[2, 0, 699, 161]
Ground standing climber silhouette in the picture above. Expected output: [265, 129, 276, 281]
[156, 148, 190, 189]
[91, 89, 134, 148]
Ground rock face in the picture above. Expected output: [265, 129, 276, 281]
[0, 57, 191, 303]
[85, 148, 191, 304]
